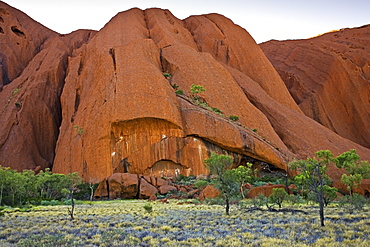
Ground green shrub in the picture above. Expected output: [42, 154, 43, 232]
[163, 72, 172, 78]
[143, 203, 153, 213]
[269, 188, 288, 208]
[203, 197, 224, 205]
[211, 107, 223, 115]
[175, 174, 196, 186]
[287, 194, 305, 206]
[190, 84, 205, 95]
[175, 89, 184, 95]
[229, 115, 239, 121]
[194, 180, 209, 189]
[41, 200, 61, 206]
[252, 194, 267, 208]
[338, 193, 368, 211]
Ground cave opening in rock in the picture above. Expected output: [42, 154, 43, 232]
[11, 26, 25, 38]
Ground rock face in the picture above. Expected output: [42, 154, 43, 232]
[0, 3, 369, 189]
[260, 26, 370, 148]
[0, 2, 95, 171]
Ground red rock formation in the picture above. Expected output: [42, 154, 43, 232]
[0, 2, 57, 91]
[0, 3, 369, 191]
[260, 26, 370, 148]
[199, 185, 221, 200]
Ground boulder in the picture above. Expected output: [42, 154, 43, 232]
[158, 185, 177, 195]
[139, 177, 158, 199]
[156, 177, 169, 187]
[107, 173, 139, 199]
[199, 185, 220, 200]
[94, 178, 108, 198]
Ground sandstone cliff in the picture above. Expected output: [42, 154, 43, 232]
[260, 25, 370, 148]
[0, 3, 369, 185]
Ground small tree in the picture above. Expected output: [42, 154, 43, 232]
[289, 150, 333, 227]
[229, 164, 254, 198]
[205, 153, 238, 215]
[65, 173, 82, 220]
[269, 188, 288, 208]
[334, 149, 370, 196]
[190, 84, 205, 100]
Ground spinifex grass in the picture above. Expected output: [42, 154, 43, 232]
[0, 200, 369, 246]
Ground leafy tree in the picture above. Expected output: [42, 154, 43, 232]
[205, 153, 238, 215]
[333, 149, 370, 196]
[0, 166, 10, 205]
[229, 164, 254, 198]
[7, 170, 27, 206]
[269, 188, 288, 208]
[289, 150, 333, 226]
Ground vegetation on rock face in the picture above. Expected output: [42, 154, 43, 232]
[163, 72, 172, 79]
[228, 115, 239, 121]
[175, 89, 184, 95]
[190, 84, 206, 97]
[73, 125, 84, 135]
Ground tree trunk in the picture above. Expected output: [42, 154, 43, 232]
[316, 165, 325, 227]
[240, 185, 245, 199]
[319, 199, 325, 227]
[68, 191, 75, 220]
[89, 184, 94, 201]
[225, 197, 230, 215]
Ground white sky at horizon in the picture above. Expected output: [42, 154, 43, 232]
[4, 0, 370, 43]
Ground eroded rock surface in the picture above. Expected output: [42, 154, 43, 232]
[261, 26, 370, 148]
[0, 4, 369, 190]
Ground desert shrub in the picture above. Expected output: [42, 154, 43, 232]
[251, 194, 268, 208]
[269, 188, 288, 208]
[143, 203, 153, 213]
[194, 180, 209, 189]
[338, 193, 368, 211]
[228, 115, 239, 121]
[175, 89, 184, 95]
[163, 72, 172, 78]
[175, 174, 196, 186]
[41, 200, 61, 206]
[211, 107, 223, 115]
[190, 84, 205, 95]
[203, 197, 224, 205]
[287, 194, 305, 206]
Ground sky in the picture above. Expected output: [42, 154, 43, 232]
[4, 0, 370, 43]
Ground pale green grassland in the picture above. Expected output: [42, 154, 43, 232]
[0, 200, 369, 247]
